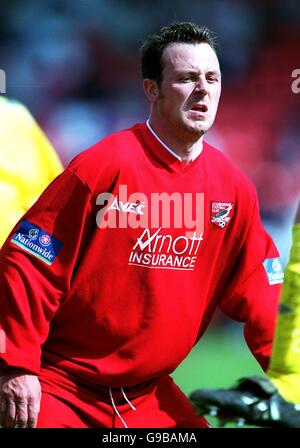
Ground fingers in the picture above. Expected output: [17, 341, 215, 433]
[0, 400, 40, 428]
[27, 400, 40, 428]
[15, 400, 29, 428]
[1, 399, 16, 428]
[0, 374, 41, 428]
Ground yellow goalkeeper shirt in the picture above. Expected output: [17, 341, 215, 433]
[0, 97, 63, 246]
[268, 223, 300, 402]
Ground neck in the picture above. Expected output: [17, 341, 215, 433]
[148, 116, 204, 163]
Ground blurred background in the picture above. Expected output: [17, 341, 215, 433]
[1, 0, 300, 426]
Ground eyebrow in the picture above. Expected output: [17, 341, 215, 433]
[176, 69, 221, 78]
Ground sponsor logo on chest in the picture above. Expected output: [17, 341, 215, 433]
[128, 227, 204, 271]
[96, 186, 236, 271]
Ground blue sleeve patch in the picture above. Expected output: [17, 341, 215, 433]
[263, 257, 284, 285]
[11, 220, 63, 265]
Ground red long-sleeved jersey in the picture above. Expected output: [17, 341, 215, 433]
[0, 123, 282, 388]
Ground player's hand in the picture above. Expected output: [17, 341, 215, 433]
[0, 373, 41, 428]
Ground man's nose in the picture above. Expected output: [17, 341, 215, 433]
[194, 77, 208, 95]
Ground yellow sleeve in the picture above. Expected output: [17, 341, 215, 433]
[0, 98, 63, 246]
[267, 223, 300, 402]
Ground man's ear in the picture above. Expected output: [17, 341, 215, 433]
[143, 78, 159, 102]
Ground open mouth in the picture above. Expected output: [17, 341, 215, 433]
[191, 104, 208, 113]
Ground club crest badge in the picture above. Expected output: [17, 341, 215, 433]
[211, 202, 234, 229]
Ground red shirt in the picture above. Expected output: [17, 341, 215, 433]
[0, 123, 281, 387]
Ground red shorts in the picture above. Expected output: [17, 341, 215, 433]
[37, 367, 209, 428]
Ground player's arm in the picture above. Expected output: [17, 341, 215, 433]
[218, 187, 282, 370]
[0, 169, 93, 427]
[190, 201, 300, 428]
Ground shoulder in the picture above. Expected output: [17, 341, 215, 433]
[67, 124, 143, 190]
[204, 141, 257, 200]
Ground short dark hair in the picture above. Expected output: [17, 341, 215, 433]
[140, 22, 218, 84]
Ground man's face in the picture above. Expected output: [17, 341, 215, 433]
[155, 42, 221, 139]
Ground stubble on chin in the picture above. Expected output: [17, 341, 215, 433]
[183, 119, 208, 140]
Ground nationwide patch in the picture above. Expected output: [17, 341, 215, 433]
[210, 202, 234, 229]
[11, 220, 63, 265]
[263, 257, 284, 285]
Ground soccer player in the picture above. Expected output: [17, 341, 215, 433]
[0, 22, 283, 428]
[190, 201, 300, 427]
[0, 97, 63, 247]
